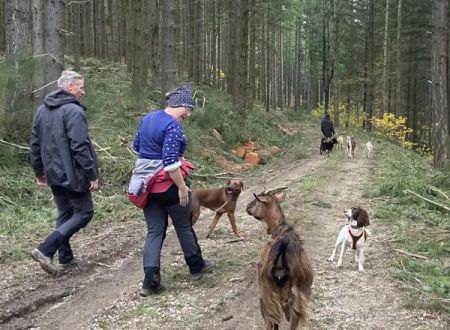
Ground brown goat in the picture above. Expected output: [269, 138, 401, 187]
[246, 190, 313, 330]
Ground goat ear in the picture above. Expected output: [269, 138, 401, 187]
[273, 191, 286, 203]
[240, 181, 244, 190]
[357, 209, 370, 227]
[254, 193, 265, 203]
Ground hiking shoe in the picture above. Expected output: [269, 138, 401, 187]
[57, 258, 78, 271]
[31, 248, 60, 275]
[140, 283, 165, 297]
[191, 258, 214, 281]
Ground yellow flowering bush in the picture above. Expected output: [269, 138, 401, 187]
[371, 113, 414, 149]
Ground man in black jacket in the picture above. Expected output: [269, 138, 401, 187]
[320, 113, 335, 138]
[29, 70, 99, 274]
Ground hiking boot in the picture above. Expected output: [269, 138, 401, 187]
[57, 258, 78, 271]
[31, 248, 60, 275]
[140, 283, 165, 297]
[191, 258, 214, 281]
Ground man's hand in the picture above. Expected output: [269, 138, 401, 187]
[89, 179, 99, 192]
[36, 176, 48, 186]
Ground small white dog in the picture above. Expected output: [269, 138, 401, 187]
[364, 141, 373, 158]
[336, 136, 344, 149]
[346, 136, 356, 158]
[328, 207, 371, 271]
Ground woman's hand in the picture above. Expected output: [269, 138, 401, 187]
[178, 185, 191, 207]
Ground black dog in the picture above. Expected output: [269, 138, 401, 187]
[320, 137, 338, 155]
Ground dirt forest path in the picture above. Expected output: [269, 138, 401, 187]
[1, 123, 449, 330]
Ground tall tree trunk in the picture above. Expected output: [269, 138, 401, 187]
[45, 0, 64, 94]
[226, 0, 236, 96]
[210, 0, 217, 86]
[237, 0, 249, 113]
[382, 0, 390, 114]
[294, 17, 301, 111]
[4, 0, 31, 140]
[277, 26, 283, 110]
[248, 0, 256, 106]
[73, 3, 81, 71]
[148, 0, 160, 89]
[366, 0, 374, 131]
[32, 0, 45, 104]
[395, 0, 402, 115]
[84, 0, 94, 57]
[216, 1, 222, 89]
[104, 0, 113, 59]
[0, 0, 5, 53]
[161, 0, 176, 101]
[131, 0, 147, 96]
[126, 0, 133, 71]
[431, 0, 449, 168]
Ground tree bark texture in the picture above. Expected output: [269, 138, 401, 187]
[431, 0, 449, 168]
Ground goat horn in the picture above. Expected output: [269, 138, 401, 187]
[263, 186, 288, 195]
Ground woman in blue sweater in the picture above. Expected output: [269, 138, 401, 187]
[132, 85, 214, 296]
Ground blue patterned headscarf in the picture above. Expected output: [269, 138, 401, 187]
[166, 85, 195, 111]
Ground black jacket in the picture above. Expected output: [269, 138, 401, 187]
[320, 114, 335, 138]
[29, 89, 99, 192]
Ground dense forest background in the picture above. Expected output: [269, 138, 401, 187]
[0, 0, 448, 168]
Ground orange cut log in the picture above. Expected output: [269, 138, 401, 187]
[234, 146, 247, 159]
[244, 151, 260, 165]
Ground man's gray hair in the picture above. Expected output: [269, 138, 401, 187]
[57, 70, 83, 89]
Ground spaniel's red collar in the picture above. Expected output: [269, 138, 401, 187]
[348, 228, 367, 250]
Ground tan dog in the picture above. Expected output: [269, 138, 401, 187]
[337, 136, 344, 149]
[347, 135, 356, 158]
[192, 179, 244, 239]
[364, 141, 373, 158]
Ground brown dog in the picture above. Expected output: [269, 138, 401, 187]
[191, 179, 244, 239]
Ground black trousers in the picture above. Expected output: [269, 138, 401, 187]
[142, 184, 205, 285]
[38, 185, 94, 263]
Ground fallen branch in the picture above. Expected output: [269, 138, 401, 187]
[211, 129, 225, 144]
[126, 146, 136, 157]
[429, 186, 450, 200]
[226, 237, 244, 244]
[93, 141, 115, 160]
[0, 139, 30, 150]
[0, 195, 17, 206]
[190, 172, 240, 178]
[394, 248, 429, 260]
[222, 315, 233, 322]
[404, 189, 450, 212]
[32, 80, 58, 94]
[96, 262, 112, 268]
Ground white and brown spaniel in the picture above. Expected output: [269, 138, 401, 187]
[328, 207, 370, 271]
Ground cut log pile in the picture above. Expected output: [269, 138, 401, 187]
[233, 140, 281, 165]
